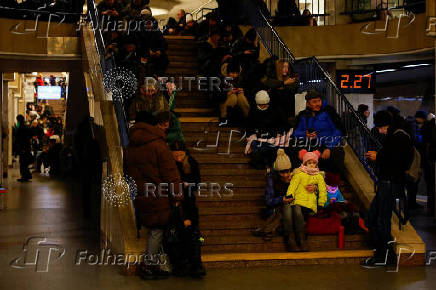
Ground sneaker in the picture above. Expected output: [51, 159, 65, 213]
[360, 257, 385, 269]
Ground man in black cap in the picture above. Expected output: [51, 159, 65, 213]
[292, 90, 345, 173]
[361, 110, 414, 268]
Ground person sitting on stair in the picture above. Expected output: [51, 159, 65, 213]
[219, 60, 250, 125]
[285, 150, 327, 251]
[252, 149, 317, 242]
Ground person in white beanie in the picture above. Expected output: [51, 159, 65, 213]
[246, 90, 289, 169]
[255, 90, 270, 111]
[181, 14, 199, 36]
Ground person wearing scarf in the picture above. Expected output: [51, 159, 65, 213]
[284, 150, 327, 251]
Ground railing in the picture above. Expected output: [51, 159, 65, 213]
[86, 0, 129, 147]
[262, 0, 333, 26]
[245, 0, 408, 227]
[343, 0, 426, 16]
[0, 1, 82, 22]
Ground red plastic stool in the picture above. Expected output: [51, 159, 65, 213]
[338, 226, 345, 249]
[0, 187, 7, 210]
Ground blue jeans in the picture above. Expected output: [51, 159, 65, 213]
[146, 228, 164, 265]
[283, 204, 306, 234]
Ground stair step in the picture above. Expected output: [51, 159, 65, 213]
[168, 61, 198, 69]
[180, 117, 219, 123]
[202, 250, 373, 268]
[168, 55, 198, 62]
[166, 48, 198, 55]
[165, 35, 196, 40]
[199, 204, 263, 215]
[166, 68, 198, 75]
[199, 214, 266, 229]
[191, 153, 250, 164]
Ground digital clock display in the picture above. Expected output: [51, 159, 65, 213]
[336, 70, 376, 93]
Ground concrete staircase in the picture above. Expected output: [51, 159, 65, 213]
[164, 35, 372, 267]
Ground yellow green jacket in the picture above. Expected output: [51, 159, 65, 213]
[286, 169, 327, 213]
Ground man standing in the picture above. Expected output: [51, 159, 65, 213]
[13, 115, 33, 182]
[124, 111, 182, 279]
[361, 110, 414, 268]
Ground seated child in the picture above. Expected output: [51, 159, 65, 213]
[323, 172, 366, 234]
[285, 150, 327, 251]
[324, 172, 345, 207]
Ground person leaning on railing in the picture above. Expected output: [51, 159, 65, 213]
[361, 110, 414, 269]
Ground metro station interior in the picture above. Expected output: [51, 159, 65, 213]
[0, 0, 436, 289]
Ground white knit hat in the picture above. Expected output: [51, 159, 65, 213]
[185, 14, 193, 22]
[273, 149, 291, 171]
[255, 90, 270, 105]
[141, 8, 152, 16]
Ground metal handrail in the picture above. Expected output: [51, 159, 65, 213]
[246, 0, 411, 227]
[86, 0, 129, 147]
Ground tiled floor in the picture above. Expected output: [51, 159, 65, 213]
[1, 169, 436, 290]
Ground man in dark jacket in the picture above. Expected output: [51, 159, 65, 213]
[124, 111, 182, 279]
[137, 21, 169, 75]
[361, 110, 414, 268]
[231, 28, 259, 72]
[292, 90, 345, 173]
[13, 115, 33, 182]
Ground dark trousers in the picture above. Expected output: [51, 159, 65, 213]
[19, 153, 32, 180]
[368, 181, 402, 260]
[406, 179, 419, 207]
[424, 162, 435, 216]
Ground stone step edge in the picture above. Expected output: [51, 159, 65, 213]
[202, 249, 373, 263]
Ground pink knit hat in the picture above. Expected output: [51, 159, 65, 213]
[299, 150, 320, 165]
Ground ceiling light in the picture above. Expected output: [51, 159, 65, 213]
[402, 64, 431, 68]
[375, 69, 396, 73]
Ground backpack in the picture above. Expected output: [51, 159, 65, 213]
[394, 129, 422, 183]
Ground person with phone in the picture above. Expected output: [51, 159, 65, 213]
[292, 90, 345, 174]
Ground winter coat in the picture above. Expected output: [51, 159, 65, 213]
[261, 57, 298, 92]
[231, 38, 259, 70]
[324, 187, 345, 208]
[264, 171, 290, 216]
[246, 105, 288, 138]
[375, 126, 414, 183]
[286, 168, 327, 213]
[197, 40, 222, 77]
[293, 100, 344, 149]
[177, 154, 201, 227]
[124, 122, 182, 228]
[166, 91, 185, 147]
[12, 124, 32, 155]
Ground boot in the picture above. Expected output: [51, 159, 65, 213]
[297, 232, 309, 252]
[286, 232, 299, 252]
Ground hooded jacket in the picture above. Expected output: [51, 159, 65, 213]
[124, 122, 182, 228]
[293, 100, 344, 149]
[286, 168, 327, 213]
[375, 124, 414, 183]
